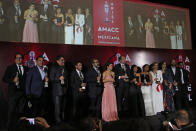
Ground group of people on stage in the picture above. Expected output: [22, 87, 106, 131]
[3, 53, 190, 128]
[125, 13, 187, 49]
[0, 0, 93, 44]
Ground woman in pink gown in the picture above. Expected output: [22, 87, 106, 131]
[102, 62, 119, 122]
[145, 18, 155, 48]
[22, 4, 39, 43]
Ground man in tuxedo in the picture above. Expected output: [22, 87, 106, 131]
[86, 58, 102, 118]
[3, 53, 28, 127]
[166, 59, 182, 110]
[39, 0, 53, 43]
[134, 14, 145, 45]
[125, 16, 136, 45]
[26, 56, 49, 117]
[114, 56, 131, 116]
[7, 0, 24, 42]
[71, 62, 88, 119]
[178, 62, 190, 109]
[50, 55, 68, 123]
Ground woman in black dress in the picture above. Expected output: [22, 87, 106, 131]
[159, 61, 175, 112]
[127, 65, 145, 118]
[51, 7, 64, 43]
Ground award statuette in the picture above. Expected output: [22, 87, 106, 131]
[155, 72, 160, 84]
[143, 74, 147, 85]
[104, 0, 109, 23]
[79, 71, 85, 90]
[44, 67, 48, 88]
[61, 69, 64, 85]
[15, 72, 20, 88]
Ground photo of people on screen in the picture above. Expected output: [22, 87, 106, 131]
[0, 0, 93, 45]
[124, 2, 191, 49]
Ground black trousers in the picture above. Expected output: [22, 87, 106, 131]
[8, 92, 25, 127]
[39, 21, 51, 43]
[89, 94, 102, 119]
[9, 23, 23, 42]
[127, 85, 145, 117]
[73, 93, 89, 119]
[174, 85, 189, 110]
[116, 82, 130, 113]
[53, 95, 66, 123]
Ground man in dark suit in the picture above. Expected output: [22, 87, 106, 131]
[50, 55, 68, 123]
[7, 0, 24, 42]
[71, 61, 88, 119]
[134, 14, 145, 46]
[3, 53, 28, 127]
[114, 56, 131, 116]
[86, 58, 102, 118]
[166, 59, 182, 110]
[178, 62, 190, 109]
[39, 0, 53, 43]
[26, 56, 49, 117]
[125, 16, 136, 45]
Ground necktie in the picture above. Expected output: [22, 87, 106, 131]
[181, 69, 184, 84]
[18, 65, 22, 75]
[121, 64, 126, 71]
[79, 71, 83, 80]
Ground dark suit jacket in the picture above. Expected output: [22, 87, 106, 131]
[3, 64, 28, 96]
[7, 5, 24, 25]
[86, 68, 102, 98]
[166, 66, 181, 84]
[179, 68, 190, 86]
[50, 63, 68, 96]
[39, 5, 53, 22]
[26, 66, 44, 97]
[71, 70, 86, 98]
[114, 63, 131, 86]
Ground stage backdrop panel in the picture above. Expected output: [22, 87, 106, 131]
[0, 0, 191, 49]
[0, 42, 195, 102]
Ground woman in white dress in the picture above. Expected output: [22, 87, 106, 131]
[140, 64, 154, 116]
[170, 21, 177, 49]
[74, 8, 85, 45]
[64, 8, 74, 44]
[176, 20, 183, 49]
[150, 62, 164, 115]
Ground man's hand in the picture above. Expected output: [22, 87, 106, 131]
[81, 83, 86, 87]
[120, 75, 126, 79]
[13, 76, 19, 83]
[45, 77, 49, 82]
[35, 117, 50, 128]
[123, 79, 129, 82]
[59, 76, 64, 81]
[97, 76, 101, 82]
[173, 82, 178, 87]
[79, 88, 83, 92]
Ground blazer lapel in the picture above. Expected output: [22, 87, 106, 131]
[35, 66, 42, 81]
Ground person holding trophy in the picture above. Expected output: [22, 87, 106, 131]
[3, 53, 28, 128]
[26, 56, 49, 117]
[71, 61, 88, 119]
[150, 62, 164, 115]
[140, 64, 154, 116]
[114, 56, 131, 117]
[86, 58, 103, 118]
[50, 55, 68, 124]
[128, 65, 145, 118]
